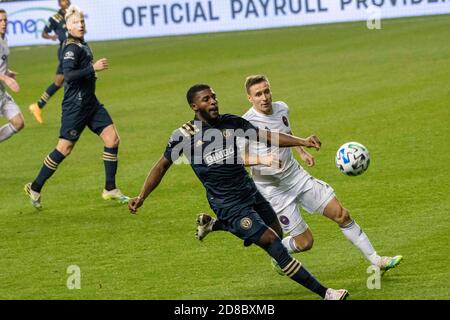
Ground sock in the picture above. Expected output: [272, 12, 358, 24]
[31, 149, 66, 192]
[212, 219, 226, 231]
[37, 83, 61, 108]
[282, 236, 301, 254]
[340, 220, 380, 265]
[266, 239, 327, 298]
[0, 123, 17, 142]
[103, 146, 118, 191]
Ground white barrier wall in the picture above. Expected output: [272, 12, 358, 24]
[3, 0, 450, 47]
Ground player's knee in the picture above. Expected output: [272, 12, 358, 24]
[58, 144, 73, 156]
[107, 133, 120, 148]
[10, 115, 24, 132]
[258, 228, 279, 248]
[112, 135, 120, 147]
[294, 237, 314, 252]
[335, 207, 351, 225]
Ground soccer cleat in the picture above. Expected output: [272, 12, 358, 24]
[378, 255, 403, 273]
[270, 258, 285, 276]
[29, 103, 44, 124]
[102, 189, 129, 204]
[24, 182, 42, 209]
[324, 288, 349, 300]
[195, 213, 215, 241]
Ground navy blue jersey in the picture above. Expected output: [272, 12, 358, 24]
[61, 36, 99, 108]
[44, 9, 68, 47]
[164, 114, 260, 211]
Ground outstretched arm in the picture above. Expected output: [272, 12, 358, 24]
[258, 129, 321, 150]
[288, 130, 316, 167]
[128, 155, 172, 214]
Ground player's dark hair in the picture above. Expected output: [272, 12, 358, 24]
[0, 9, 6, 15]
[245, 75, 270, 93]
[186, 84, 211, 106]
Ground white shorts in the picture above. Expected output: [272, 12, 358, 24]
[0, 93, 21, 120]
[257, 167, 335, 237]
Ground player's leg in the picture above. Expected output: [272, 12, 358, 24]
[92, 107, 128, 204]
[29, 67, 64, 124]
[275, 200, 314, 253]
[323, 197, 402, 271]
[25, 107, 83, 208]
[25, 138, 74, 209]
[251, 217, 348, 300]
[0, 95, 24, 142]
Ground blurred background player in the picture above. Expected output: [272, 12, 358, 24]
[128, 84, 348, 300]
[29, 0, 71, 124]
[197, 75, 403, 273]
[25, 5, 128, 208]
[0, 9, 24, 143]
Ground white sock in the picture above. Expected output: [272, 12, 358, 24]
[282, 236, 301, 254]
[340, 220, 381, 265]
[0, 123, 17, 142]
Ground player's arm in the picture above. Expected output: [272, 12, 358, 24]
[0, 74, 20, 93]
[258, 129, 321, 151]
[238, 116, 320, 150]
[62, 45, 94, 81]
[42, 19, 58, 41]
[241, 148, 281, 167]
[289, 130, 315, 167]
[128, 156, 172, 214]
[42, 29, 58, 41]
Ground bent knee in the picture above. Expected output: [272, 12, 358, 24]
[112, 136, 120, 147]
[10, 116, 24, 131]
[294, 236, 314, 252]
[335, 207, 351, 225]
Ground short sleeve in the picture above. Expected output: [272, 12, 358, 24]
[163, 129, 186, 164]
[44, 17, 55, 33]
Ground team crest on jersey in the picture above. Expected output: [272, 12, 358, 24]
[282, 116, 289, 127]
[240, 217, 253, 230]
[69, 129, 79, 138]
[279, 215, 290, 225]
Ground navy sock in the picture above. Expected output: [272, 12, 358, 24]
[31, 149, 65, 192]
[103, 146, 118, 191]
[38, 83, 61, 108]
[266, 239, 328, 298]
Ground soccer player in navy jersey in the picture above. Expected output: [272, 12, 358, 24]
[128, 84, 349, 300]
[25, 5, 128, 208]
[29, 0, 71, 124]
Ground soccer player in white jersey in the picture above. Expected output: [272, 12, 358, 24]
[197, 75, 403, 273]
[0, 9, 24, 143]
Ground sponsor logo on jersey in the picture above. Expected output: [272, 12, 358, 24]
[64, 51, 75, 60]
[204, 146, 234, 166]
[279, 215, 290, 225]
[282, 116, 289, 127]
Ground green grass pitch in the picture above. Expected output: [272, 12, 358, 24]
[1, 15, 449, 300]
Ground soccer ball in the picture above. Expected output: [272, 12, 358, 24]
[335, 142, 370, 176]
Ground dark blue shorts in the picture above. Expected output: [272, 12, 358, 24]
[60, 103, 113, 141]
[212, 192, 278, 246]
